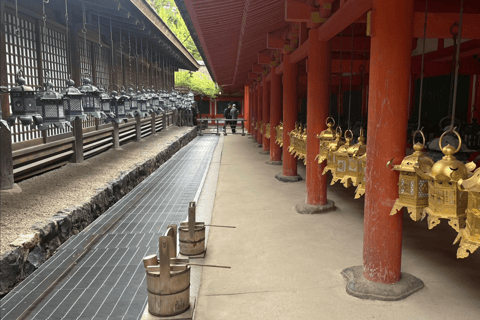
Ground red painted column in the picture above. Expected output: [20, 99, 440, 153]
[270, 65, 282, 161]
[252, 85, 257, 136]
[283, 53, 298, 176]
[256, 83, 263, 144]
[306, 28, 330, 205]
[244, 85, 250, 132]
[363, 0, 414, 284]
[262, 75, 271, 152]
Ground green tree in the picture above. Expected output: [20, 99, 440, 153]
[175, 70, 219, 98]
[148, 0, 201, 60]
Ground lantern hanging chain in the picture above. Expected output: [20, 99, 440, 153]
[416, 0, 429, 134]
[360, 35, 368, 128]
[135, 36, 138, 87]
[129, 33, 132, 84]
[65, 0, 71, 78]
[14, 0, 20, 37]
[109, 19, 114, 77]
[97, 9, 101, 48]
[42, 0, 49, 87]
[448, 0, 464, 133]
[337, 33, 343, 128]
[347, 23, 355, 130]
[119, 25, 123, 71]
[81, 0, 88, 81]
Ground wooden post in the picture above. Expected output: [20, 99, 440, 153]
[163, 112, 167, 129]
[306, 28, 330, 206]
[363, 0, 414, 284]
[72, 118, 83, 163]
[112, 121, 120, 149]
[262, 75, 270, 152]
[282, 54, 299, 177]
[136, 115, 142, 141]
[270, 66, 282, 161]
[151, 113, 156, 134]
[0, 124, 14, 190]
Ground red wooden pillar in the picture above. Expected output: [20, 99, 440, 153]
[306, 29, 329, 205]
[244, 85, 250, 131]
[270, 65, 282, 162]
[363, 0, 414, 284]
[282, 53, 298, 177]
[256, 83, 263, 144]
[262, 75, 271, 152]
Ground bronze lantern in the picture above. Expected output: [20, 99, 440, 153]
[122, 88, 135, 118]
[455, 171, 480, 258]
[315, 117, 336, 164]
[389, 131, 434, 221]
[322, 127, 345, 176]
[138, 89, 149, 117]
[78, 76, 105, 119]
[265, 123, 271, 139]
[7, 69, 43, 127]
[330, 130, 354, 187]
[417, 131, 474, 231]
[128, 87, 140, 116]
[107, 90, 128, 124]
[36, 79, 71, 130]
[63, 79, 87, 122]
[275, 122, 284, 147]
[342, 128, 367, 188]
[354, 152, 367, 199]
[99, 87, 115, 119]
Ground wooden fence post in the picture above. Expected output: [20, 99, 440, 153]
[162, 112, 166, 130]
[151, 113, 156, 134]
[136, 115, 142, 141]
[0, 125, 14, 190]
[113, 122, 120, 149]
[72, 118, 84, 163]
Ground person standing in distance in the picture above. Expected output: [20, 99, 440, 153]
[230, 104, 239, 134]
[223, 103, 232, 132]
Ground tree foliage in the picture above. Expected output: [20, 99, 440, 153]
[148, 0, 201, 60]
[175, 71, 218, 98]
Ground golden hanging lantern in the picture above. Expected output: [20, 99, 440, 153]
[265, 123, 271, 139]
[288, 123, 301, 156]
[330, 130, 354, 187]
[323, 127, 345, 176]
[275, 122, 284, 147]
[416, 131, 474, 231]
[296, 127, 307, 164]
[389, 131, 434, 221]
[454, 171, 480, 258]
[354, 152, 367, 199]
[259, 121, 263, 135]
[341, 128, 367, 188]
[315, 117, 336, 164]
[254, 121, 258, 130]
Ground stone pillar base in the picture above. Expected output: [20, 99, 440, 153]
[0, 183, 22, 194]
[259, 150, 269, 155]
[275, 173, 302, 183]
[295, 200, 335, 214]
[266, 160, 282, 165]
[341, 266, 424, 301]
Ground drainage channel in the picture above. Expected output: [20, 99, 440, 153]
[0, 135, 219, 320]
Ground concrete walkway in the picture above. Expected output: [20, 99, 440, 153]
[195, 134, 480, 320]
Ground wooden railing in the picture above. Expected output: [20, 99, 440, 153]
[10, 112, 175, 182]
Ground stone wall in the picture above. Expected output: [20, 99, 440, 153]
[0, 128, 197, 297]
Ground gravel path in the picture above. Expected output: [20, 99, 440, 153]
[0, 126, 193, 254]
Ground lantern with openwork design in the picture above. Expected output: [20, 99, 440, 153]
[354, 152, 367, 199]
[330, 130, 354, 187]
[121, 88, 135, 118]
[63, 79, 86, 122]
[416, 131, 474, 231]
[107, 90, 128, 124]
[7, 70, 43, 127]
[315, 117, 336, 164]
[275, 122, 283, 147]
[296, 127, 307, 164]
[138, 90, 150, 117]
[288, 124, 301, 156]
[37, 80, 71, 130]
[78, 76, 105, 119]
[322, 127, 345, 176]
[99, 87, 115, 119]
[265, 123, 271, 139]
[342, 128, 367, 188]
[454, 171, 480, 258]
[389, 132, 434, 221]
